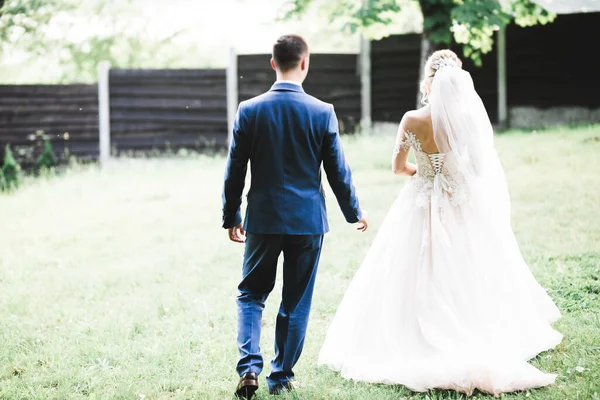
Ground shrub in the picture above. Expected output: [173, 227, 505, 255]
[36, 139, 56, 171]
[3, 144, 22, 190]
[0, 168, 6, 192]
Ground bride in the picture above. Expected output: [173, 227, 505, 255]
[318, 50, 562, 396]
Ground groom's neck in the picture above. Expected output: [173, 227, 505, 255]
[276, 70, 304, 85]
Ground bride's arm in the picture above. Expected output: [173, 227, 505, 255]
[392, 117, 417, 176]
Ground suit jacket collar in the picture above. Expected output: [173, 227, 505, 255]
[270, 81, 305, 93]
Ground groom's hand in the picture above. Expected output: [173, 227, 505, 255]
[357, 210, 369, 232]
[228, 223, 246, 243]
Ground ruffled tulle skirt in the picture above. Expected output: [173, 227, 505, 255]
[318, 177, 562, 395]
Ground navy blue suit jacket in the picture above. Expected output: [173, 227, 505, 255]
[222, 82, 362, 235]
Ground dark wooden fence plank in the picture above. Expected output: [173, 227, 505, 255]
[0, 104, 98, 113]
[110, 69, 226, 79]
[110, 111, 226, 124]
[109, 86, 226, 98]
[0, 84, 97, 96]
[0, 97, 98, 106]
[109, 98, 226, 111]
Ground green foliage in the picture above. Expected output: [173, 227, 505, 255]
[58, 31, 182, 82]
[450, 0, 510, 65]
[509, 0, 556, 26]
[36, 138, 56, 171]
[0, 0, 74, 53]
[2, 144, 21, 190]
[329, 0, 401, 33]
[452, 0, 554, 66]
[283, 0, 556, 65]
[0, 166, 6, 192]
[419, 0, 454, 45]
[1, 0, 180, 83]
[282, 0, 401, 33]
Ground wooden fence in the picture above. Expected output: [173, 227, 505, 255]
[370, 12, 600, 126]
[370, 33, 498, 124]
[370, 34, 422, 123]
[0, 69, 229, 159]
[505, 12, 597, 109]
[4, 13, 597, 162]
[109, 69, 228, 152]
[0, 84, 99, 158]
[237, 53, 362, 133]
[450, 43, 498, 124]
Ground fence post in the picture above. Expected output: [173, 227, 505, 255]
[497, 26, 508, 129]
[360, 36, 372, 135]
[98, 61, 111, 167]
[227, 48, 238, 148]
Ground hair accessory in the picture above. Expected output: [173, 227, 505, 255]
[431, 58, 457, 71]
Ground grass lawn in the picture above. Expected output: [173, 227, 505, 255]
[0, 126, 599, 400]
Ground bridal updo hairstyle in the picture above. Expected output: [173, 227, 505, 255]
[420, 49, 463, 103]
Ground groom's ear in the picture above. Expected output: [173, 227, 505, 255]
[301, 56, 309, 71]
[270, 58, 277, 72]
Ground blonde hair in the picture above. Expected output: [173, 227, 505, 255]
[420, 49, 463, 104]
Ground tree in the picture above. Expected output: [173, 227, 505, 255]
[2, 144, 21, 190]
[36, 138, 56, 171]
[0, 167, 6, 192]
[0, 0, 74, 53]
[282, 0, 555, 66]
[1, 0, 182, 83]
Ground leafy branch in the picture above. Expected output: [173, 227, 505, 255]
[282, 0, 556, 66]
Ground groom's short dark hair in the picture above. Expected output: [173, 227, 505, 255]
[272, 34, 309, 72]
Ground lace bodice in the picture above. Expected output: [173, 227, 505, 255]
[394, 131, 467, 208]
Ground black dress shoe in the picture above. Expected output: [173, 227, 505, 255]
[235, 372, 259, 399]
[268, 379, 298, 395]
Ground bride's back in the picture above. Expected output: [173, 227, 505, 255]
[404, 107, 439, 155]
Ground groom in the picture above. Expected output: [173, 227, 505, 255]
[222, 34, 368, 399]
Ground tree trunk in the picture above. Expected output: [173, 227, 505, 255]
[416, 32, 444, 108]
[416, 0, 453, 107]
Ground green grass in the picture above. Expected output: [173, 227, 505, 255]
[0, 126, 599, 400]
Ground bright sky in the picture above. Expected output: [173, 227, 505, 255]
[136, 0, 301, 52]
[49, 0, 359, 53]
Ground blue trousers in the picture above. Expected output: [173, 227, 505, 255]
[236, 233, 324, 390]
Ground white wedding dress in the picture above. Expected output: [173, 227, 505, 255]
[318, 67, 562, 396]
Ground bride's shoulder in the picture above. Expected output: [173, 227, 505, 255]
[399, 108, 430, 134]
[404, 107, 430, 122]
[401, 109, 419, 124]
[396, 109, 436, 152]
[395, 110, 423, 151]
